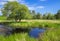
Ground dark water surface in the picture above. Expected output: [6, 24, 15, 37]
[0, 25, 45, 38]
[29, 28, 45, 38]
[0, 25, 13, 36]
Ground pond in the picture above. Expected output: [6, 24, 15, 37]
[0, 25, 13, 36]
[0, 25, 45, 38]
[29, 28, 45, 38]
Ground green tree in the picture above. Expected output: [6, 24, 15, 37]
[0, 16, 7, 20]
[31, 10, 36, 19]
[2, 2, 31, 21]
[43, 13, 55, 20]
[55, 10, 60, 19]
[46, 13, 54, 19]
[43, 13, 48, 19]
[35, 12, 42, 19]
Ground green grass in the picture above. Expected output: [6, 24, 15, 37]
[0, 33, 37, 41]
[8, 21, 60, 28]
[0, 28, 60, 41]
[0, 16, 7, 20]
[0, 20, 60, 41]
[39, 28, 60, 41]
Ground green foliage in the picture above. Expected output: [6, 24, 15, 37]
[55, 10, 60, 19]
[6, 20, 60, 28]
[0, 33, 37, 41]
[43, 14, 47, 19]
[1, 1, 60, 20]
[43, 13, 55, 20]
[39, 28, 60, 41]
[46, 13, 54, 19]
[0, 16, 7, 20]
[31, 10, 36, 19]
[0, 28, 60, 41]
[2, 2, 32, 21]
[0, 20, 60, 41]
[35, 12, 42, 19]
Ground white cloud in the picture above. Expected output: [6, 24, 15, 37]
[28, 7, 35, 10]
[0, 2, 7, 5]
[0, 0, 28, 6]
[0, 0, 45, 11]
[19, 0, 29, 5]
[40, 0, 46, 1]
[28, 6, 45, 10]
[7, 0, 25, 4]
[19, 0, 25, 3]
[8, 0, 17, 2]
[37, 6, 45, 9]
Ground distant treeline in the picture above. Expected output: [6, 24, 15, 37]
[0, 2, 60, 21]
[29, 10, 60, 20]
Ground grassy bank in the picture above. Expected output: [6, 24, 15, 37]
[0, 20, 60, 28]
[0, 33, 37, 41]
[39, 28, 60, 41]
[0, 20, 60, 41]
[7, 20, 60, 28]
[0, 28, 60, 41]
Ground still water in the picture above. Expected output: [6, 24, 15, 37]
[0, 25, 45, 38]
[0, 25, 13, 36]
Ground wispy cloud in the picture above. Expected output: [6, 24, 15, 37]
[18, 0, 29, 5]
[28, 5, 45, 10]
[7, 0, 17, 2]
[0, 0, 27, 5]
[19, 0, 25, 3]
[28, 6, 35, 10]
[0, 0, 45, 11]
[37, 6, 45, 9]
[40, 0, 47, 1]
[0, 2, 7, 5]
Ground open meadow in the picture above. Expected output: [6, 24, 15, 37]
[0, 20, 60, 41]
[0, 0, 60, 41]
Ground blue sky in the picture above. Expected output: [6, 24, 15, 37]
[0, 0, 60, 15]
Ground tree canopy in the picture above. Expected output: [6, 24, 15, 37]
[2, 2, 32, 21]
[1, 1, 60, 20]
[55, 10, 60, 19]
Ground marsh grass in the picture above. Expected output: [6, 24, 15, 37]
[0, 20, 60, 41]
[0, 33, 37, 41]
[0, 28, 60, 41]
[38, 28, 60, 41]
[8, 21, 60, 28]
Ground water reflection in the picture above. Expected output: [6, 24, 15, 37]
[0, 25, 13, 36]
[0, 25, 45, 37]
[29, 28, 45, 38]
